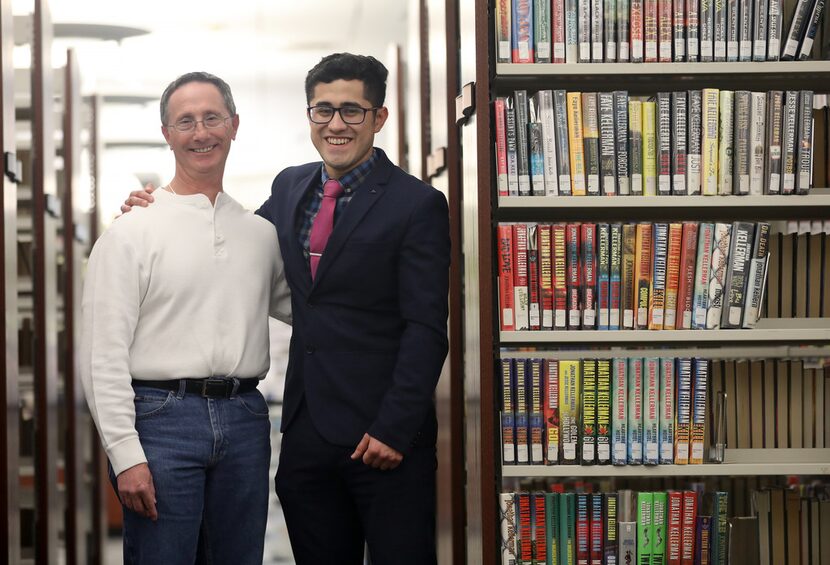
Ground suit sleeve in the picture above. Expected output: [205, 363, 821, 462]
[367, 187, 450, 454]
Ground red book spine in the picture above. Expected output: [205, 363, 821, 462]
[668, 491, 683, 565]
[680, 490, 697, 564]
[675, 222, 699, 330]
[544, 359, 560, 464]
[497, 224, 516, 331]
[664, 223, 683, 329]
[552, 223, 569, 328]
[552, 0, 566, 62]
[534, 493, 548, 563]
[518, 492, 533, 562]
[495, 98, 509, 196]
[590, 493, 604, 564]
[513, 224, 530, 331]
[527, 224, 541, 330]
[658, 0, 673, 60]
[577, 493, 590, 565]
[644, 0, 659, 61]
[567, 223, 583, 329]
[581, 223, 598, 329]
[538, 225, 554, 329]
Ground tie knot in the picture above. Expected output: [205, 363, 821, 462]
[323, 179, 344, 198]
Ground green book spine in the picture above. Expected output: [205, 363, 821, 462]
[546, 492, 560, 565]
[652, 492, 668, 565]
[560, 492, 576, 565]
[638, 492, 654, 565]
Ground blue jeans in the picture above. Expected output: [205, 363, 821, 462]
[110, 381, 271, 565]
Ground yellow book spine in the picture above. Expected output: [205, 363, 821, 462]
[567, 92, 587, 196]
[642, 100, 657, 196]
[559, 360, 581, 463]
[701, 88, 720, 196]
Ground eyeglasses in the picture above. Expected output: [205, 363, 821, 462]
[307, 105, 379, 125]
[167, 114, 230, 133]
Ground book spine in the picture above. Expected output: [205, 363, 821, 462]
[562, 493, 577, 564]
[527, 224, 541, 329]
[657, 92, 673, 195]
[577, 493, 590, 565]
[722, 221, 755, 328]
[590, 494, 604, 563]
[664, 223, 684, 329]
[506, 97, 520, 196]
[632, 0, 646, 61]
[700, 0, 715, 60]
[497, 224, 516, 331]
[701, 89, 720, 195]
[513, 223, 530, 331]
[546, 492, 560, 563]
[581, 359, 598, 465]
[713, 0, 727, 60]
[610, 224, 623, 330]
[582, 93, 601, 196]
[501, 359, 516, 465]
[659, 0, 674, 60]
[500, 492, 519, 564]
[544, 359, 560, 464]
[567, 93, 587, 196]
[538, 225, 554, 329]
[643, 357, 661, 465]
[518, 492, 533, 563]
[554, 90, 573, 194]
[753, 0, 769, 60]
[706, 223, 732, 329]
[529, 122, 546, 197]
[797, 0, 826, 59]
[653, 492, 669, 565]
[749, 92, 767, 196]
[687, 0, 701, 59]
[567, 223, 583, 329]
[676, 223, 699, 329]
[659, 357, 676, 464]
[614, 91, 630, 195]
[591, 0, 605, 61]
[765, 90, 784, 194]
[560, 360, 581, 464]
[692, 223, 714, 329]
[695, 515, 712, 564]
[674, 358, 693, 464]
[566, 0, 580, 62]
[622, 224, 637, 329]
[643, 100, 658, 196]
[674, 0, 687, 59]
[579, 0, 592, 62]
[712, 492, 729, 565]
[620, 522, 638, 565]
[726, 0, 739, 59]
[637, 492, 655, 565]
[495, 0, 513, 63]
[781, 91, 799, 194]
[716, 90, 734, 195]
[767, 0, 783, 59]
[781, 0, 815, 59]
[671, 92, 688, 195]
[629, 100, 644, 195]
[649, 223, 669, 330]
[599, 93, 617, 195]
[596, 359, 612, 465]
[681, 491, 698, 564]
[628, 357, 644, 464]
[604, 493, 619, 565]
[732, 91, 751, 195]
[645, 0, 660, 60]
[635, 223, 654, 329]
[742, 222, 771, 328]
[529, 358, 545, 464]
[539, 91, 560, 196]
[582, 223, 598, 329]
[534, 0, 553, 62]
[553, 224, 569, 328]
[495, 98, 509, 196]
[533, 492, 548, 563]
[553, 0, 567, 62]
[690, 358, 709, 464]
[612, 358, 628, 465]
[515, 359, 530, 464]
[512, 0, 535, 62]
[738, 0, 753, 59]
[795, 90, 814, 194]
[515, 91, 532, 196]
[605, 0, 619, 60]
[687, 90, 703, 195]
[598, 224, 611, 330]
[668, 491, 684, 565]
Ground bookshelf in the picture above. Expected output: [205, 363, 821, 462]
[455, 0, 830, 562]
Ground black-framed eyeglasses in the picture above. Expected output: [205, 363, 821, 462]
[307, 105, 379, 125]
[167, 114, 231, 133]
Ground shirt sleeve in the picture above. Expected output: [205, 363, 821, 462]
[269, 231, 292, 325]
[80, 228, 147, 475]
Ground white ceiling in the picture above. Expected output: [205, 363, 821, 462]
[13, 0, 412, 220]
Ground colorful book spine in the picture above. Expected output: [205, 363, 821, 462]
[554, 90, 573, 194]
[529, 122, 546, 196]
[614, 91, 630, 195]
[690, 359, 709, 464]
[534, 0, 553, 62]
[621, 224, 637, 329]
[599, 92, 617, 195]
[659, 0, 674, 60]
[495, 98, 509, 196]
[674, 358, 693, 464]
[638, 492, 655, 564]
[732, 91, 751, 195]
[590, 494, 603, 563]
[644, 0, 659, 61]
[659, 357, 676, 464]
[671, 92, 688, 195]
[506, 97, 520, 196]
[610, 224, 622, 330]
[632, 0, 645, 61]
[612, 358, 628, 465]
[545, 359, 560, 464]
[711, 492, 729, 565]
[629, 100, 644, 195]
[533, 492, 548, 564]
[576, 493, 590, 565]
[643, 99, 658, 196]
[706, 223, 732, 329]
[515, 358, 530, 464]
[692, 223, 714, 329]
[561, 493, 577, 565]
[598, 224, 611, 330]
[582, 93, 601, 196]
[553, 224, 568, 329]
[500, 492, 519, 564]
[716, 90, 734, 195]
[527, 224, 541, 329]
[514, 91, 532, 196]
[627, 358, 644, 464]
[676, 223, 699, 329]
[748, 91, 767, 195]
[498, 224, 516, 331]
[668, 491, 684, 565]
[701, 89, 720, 195]
[657, 92, 672, 196]
[528, 358, 545, 464]
[512, 0, 535, 62]
[596, 359, 612, 465]
[695, 516, 713, 564]
[681, 491, 697, 564]
[721, 221, 755, 328]
[567, 93, 587, 196]
[582, 223, 598, 329]
[742, 222, 771, 328]
[560, 360, 581, 464]
[513, 223, 530, 331]
[664, 223, 683, 330]
[538, 225, 554, 329]
[649, 223, 669, 330]
[581, 359, 598, 465]
[546, 492, 560, 563]
[635, 223, 654, 329]
[604, 493, 618, 565]
[567, 223, 582, 329]
[687, 90, 703, 195]
[495, 0, 512, 63]
[518, 492, 533, 563]
[501, 359, 516, 465]
[653, 492, 669, 565]
[644, 357, 660, 465]
[553, 0, 567, 62]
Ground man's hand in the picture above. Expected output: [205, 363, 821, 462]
[350, 433, 403, 471]
[117, 462, 158, 521]
[120, 183, 156, 214]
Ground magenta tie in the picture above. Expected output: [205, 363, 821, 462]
[309, 179, 345, 279]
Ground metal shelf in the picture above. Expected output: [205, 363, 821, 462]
[502, 449, 830, 477]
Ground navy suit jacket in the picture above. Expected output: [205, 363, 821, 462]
[256, 149, 450, 454]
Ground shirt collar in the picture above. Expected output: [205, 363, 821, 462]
[319, 149, 379, 194]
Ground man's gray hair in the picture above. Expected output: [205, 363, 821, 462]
[159, 71, 237, 124]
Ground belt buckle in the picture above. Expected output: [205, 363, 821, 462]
[201, 378, 230, 398]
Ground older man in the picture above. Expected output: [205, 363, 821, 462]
[81, 72, 291, 565]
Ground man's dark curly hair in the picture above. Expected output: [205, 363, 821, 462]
[305, 53, 388, 107]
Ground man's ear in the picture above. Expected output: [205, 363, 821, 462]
[162, 124, 171, 147]
[372, 107, 389, 134]
[231, 114, 240, 140]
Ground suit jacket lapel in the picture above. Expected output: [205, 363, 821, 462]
[286, 167, 320, 291]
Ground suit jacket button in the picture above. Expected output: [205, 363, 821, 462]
[306, 301, 314, 308]
[305, 345, 315, 354]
